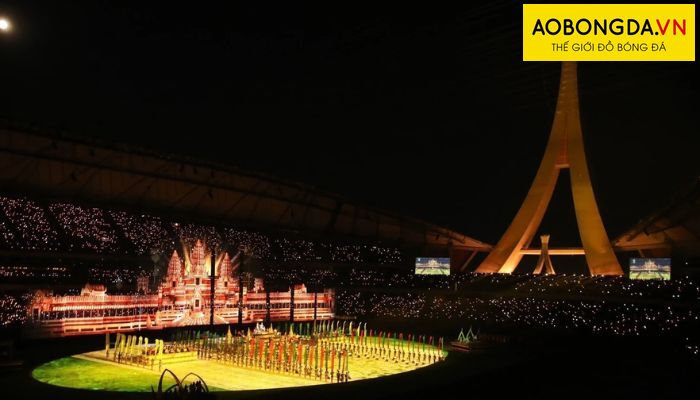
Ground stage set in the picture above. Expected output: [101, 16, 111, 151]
[27, 240, 334, 337]
[32, 322, 447, 392]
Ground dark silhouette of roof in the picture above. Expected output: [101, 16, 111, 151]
[0, 125, 489, 253]
[614, 177, 700, 257]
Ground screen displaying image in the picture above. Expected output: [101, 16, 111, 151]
[629, 258, 671, 280]
[415, 257, 450, 276]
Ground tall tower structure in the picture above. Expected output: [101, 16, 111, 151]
[476, 62, 622, 276]
[190, 239, 207, 276]
[166, 250, 183, 283]
[217, 252, 233, 288]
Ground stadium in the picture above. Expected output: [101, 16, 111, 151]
[0, 2, 698, 400]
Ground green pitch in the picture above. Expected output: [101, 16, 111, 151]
[32, 356, 198, 392]
[415, 267, 450, 275]
[33, 341, 446, 392]
[630, 271, 670, 280]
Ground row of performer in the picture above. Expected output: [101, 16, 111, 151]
[101, 323, 446, 381]
[182, 333, 352, 382]
[106, 332, 166, 370]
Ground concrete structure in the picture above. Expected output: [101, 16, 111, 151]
[476, 62, 623, 276]
[532, 235, 555, 275]
[614, 177, 700, 258]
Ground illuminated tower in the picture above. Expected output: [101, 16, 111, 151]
[166, 250, 183, 284]
[217, 252, 233, 288]
[190, 239, 207, 276]
[476, 62, 622, 276]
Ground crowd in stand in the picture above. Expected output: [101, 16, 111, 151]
[262, 267, 336, 287]
[0, 265, 152, 287]
[0, 265, 70, 280]
[222, 228, 271, 259]
[88, 267, 149, 287]
[321, 243, 363, 263]
[259, 268, 700, 302]
[335, 290, 698, 336]
[0, 197, 59, 251]
[49, 202, 119, 253]
[510, 274, 700, 301]
[110, 211, 174, 255]
[0, 293, 32, 327]
[0, 195, 403, 264]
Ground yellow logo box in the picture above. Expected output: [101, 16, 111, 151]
[523, 4, 695, 61]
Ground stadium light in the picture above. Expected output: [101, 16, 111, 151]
[0, 17, 11, 32]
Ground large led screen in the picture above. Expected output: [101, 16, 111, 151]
[629, 258, 671, 280]
[415, 257, 450, 276]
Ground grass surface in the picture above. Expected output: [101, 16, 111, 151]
[32, 356, 185, 392]
[32, 341, 444, 392]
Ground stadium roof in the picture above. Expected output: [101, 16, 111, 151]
[613, 177, 700, 257]
[0, 125, 490, 253]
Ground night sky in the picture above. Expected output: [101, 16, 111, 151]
[0, 1, 697, 246]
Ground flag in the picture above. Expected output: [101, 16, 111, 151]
[298, 343, 303, 367]
[320, 346, 325, 369]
